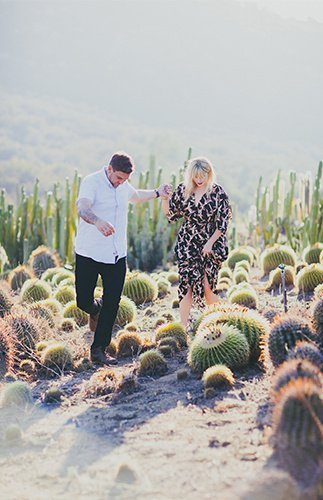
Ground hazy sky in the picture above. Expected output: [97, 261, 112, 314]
[236, 0, 323, 22]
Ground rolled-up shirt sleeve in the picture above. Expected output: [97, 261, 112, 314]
[216, 188, 232, 233]
[167, 184, 185, 222]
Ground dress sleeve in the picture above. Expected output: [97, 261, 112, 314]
[216, 186, 232, 233]
[166, 184, 185, 223]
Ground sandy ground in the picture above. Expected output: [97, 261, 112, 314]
[0, 266, 315, 500]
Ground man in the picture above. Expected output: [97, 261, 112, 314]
[75, 151, 172, 365]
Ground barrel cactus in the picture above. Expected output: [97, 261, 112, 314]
[271, 359, 322, 398]
[166, 271, 179, 284]
[202, 365, 235, 390]
[41, 266, 63, 283]
[0, 321, 15, 376]
[54, 286, 76, 306]
[20, 279, 52, 304]
[260, 245, 296, 275]
[28, 303, 56, 329]
[52, 269, 75, 287]
[2, 380, 33, 407]
[155, 322, 187, 347]
[138, 349, 167, 376]
[228, 284, 258, 309]
[122, 273, 158, 305]
[267, 312, 316, 367]
[59, 317, 77, 332]
[227, 247, 253, 270]
[287, 340, 323, 370]
[188, 320, 250, 373]
[271, 378, 323, 488]
[218, 267, 233, 280]
[233, 268, 249, 284]
[117, 332, 142, 357]
[156, 336, 180, 353]
[8, 265, 35, 291]
[114, 296, 136, 327]
[63, 301, 88, 326]
[157, 278, 171, 297]
[302, 243, 323, 265]
[28, 245, 61, 278]
[41, 344, 73, 370]
[266, 265, 296, 291]
[297, 263, 323, 293]
[5, 309, 40, 356]
[38, 298, 63, 318]
[0, 287, 13, 318]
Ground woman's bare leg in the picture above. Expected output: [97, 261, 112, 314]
[204, 274, 219, 306]
[179, 287, 193, 328]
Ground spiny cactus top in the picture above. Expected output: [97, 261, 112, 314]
[302, 243, 323, 265]
[188, 321, 250, 373]
[297, 263, 323, 293]
[122, 273, 158, 305]
[227, 247, 254, 270]
[20, 279, 52, 304]
[114, 296, 136, 327]
[28, 245, 61, 278]
[260, 245, 296, 275]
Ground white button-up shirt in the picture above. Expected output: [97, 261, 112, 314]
[75, 166, 136, 264]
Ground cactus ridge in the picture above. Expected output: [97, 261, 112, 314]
[20, 279, 52, 303]
[260, 245, 296, 275]
[303, 243, 323, 265]
[123, 273, 158, 305]
[188, 321, 250, 373]
[297, 263, 323, 293]
[268, 313, 316, 367]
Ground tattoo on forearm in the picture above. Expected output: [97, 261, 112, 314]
[78, 207, 99, 225]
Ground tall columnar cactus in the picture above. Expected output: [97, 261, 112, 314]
[267, 312, 316, 367]
[188, 321, 250, 373]
[297, 264, 323, 293]
[122, 272, 158, 305]
[302, 243, 323, 265]
[260, 244, 296, 275]
[271, 378, 323, 488]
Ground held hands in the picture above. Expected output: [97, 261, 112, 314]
[158, 183, 173, 200]
[95, 218, 115, 237]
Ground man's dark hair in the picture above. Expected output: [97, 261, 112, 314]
[109, 151, 135, 174]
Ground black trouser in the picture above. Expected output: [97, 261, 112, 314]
[75, 254, 126, 348]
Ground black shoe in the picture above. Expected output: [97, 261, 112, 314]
[90, 346, 118, 365]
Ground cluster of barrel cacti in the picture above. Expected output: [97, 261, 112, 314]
[0, 171, 81, 269]
[265, 301, 323, 491]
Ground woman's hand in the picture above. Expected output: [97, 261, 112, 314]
[202, 240, 213, 257]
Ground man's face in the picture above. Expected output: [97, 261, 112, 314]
[106, 165, 131, 187]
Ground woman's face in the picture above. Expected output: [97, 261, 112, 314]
[193, 171, 208, 188]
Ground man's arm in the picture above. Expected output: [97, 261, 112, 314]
[129, 183, 172, 203]
[77, 198, 115, 237]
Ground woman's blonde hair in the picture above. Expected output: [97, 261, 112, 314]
[183, 157, 215, 199]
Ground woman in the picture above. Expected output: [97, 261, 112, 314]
[162, 157, 232, 328]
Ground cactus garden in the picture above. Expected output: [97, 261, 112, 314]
[2, 163, 323, 498]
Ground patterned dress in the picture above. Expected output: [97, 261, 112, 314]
[167, 182, 232, 308]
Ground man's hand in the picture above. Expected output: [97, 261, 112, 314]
[158, 183, 173, 200]
[202, 240, 213, 257]
[95, 219, 115, 237]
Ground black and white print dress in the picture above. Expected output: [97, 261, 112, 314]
[167, 182, 232, 308]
